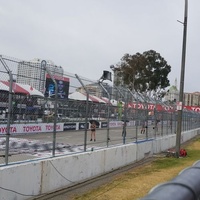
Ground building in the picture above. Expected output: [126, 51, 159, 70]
[164, 79, 179, 103]
[76, 83, 112, 98]
[164, 78, 200, 107]
[184, 92, 200, 106]
[17, 58, 64, 93]
[76, 83, 101, 97]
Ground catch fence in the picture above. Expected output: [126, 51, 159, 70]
[0, 55, 200, 166]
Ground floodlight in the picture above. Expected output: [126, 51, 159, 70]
[100, 70, 112, 82]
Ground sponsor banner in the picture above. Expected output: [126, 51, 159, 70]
[109, 121, 123, 128]
[108, 121, 135, 128]
[184, 106, 200, 112]
[128, 103, 200, 112]
[79, 123, 89, 130]
[128, 103, 173, 111]
[128, 121, 136, 126]
[64, 123, 77, 131]
[0, 120, 142, 135]
[0, 123, 64, 135]
[101, 122, 108, 128]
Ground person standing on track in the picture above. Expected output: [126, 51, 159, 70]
[90, 122, 96, 141]
[141, 120, 147, 134]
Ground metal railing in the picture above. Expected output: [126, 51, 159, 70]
[141, 160, 200, 200]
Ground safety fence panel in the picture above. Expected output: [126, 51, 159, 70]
[0, 54, 200, 166]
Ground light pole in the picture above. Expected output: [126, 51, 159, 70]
[176, 0, 188, 158]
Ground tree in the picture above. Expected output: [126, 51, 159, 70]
[115, 50, 171, 94]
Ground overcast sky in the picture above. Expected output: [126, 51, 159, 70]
[0, 0, 199, 92]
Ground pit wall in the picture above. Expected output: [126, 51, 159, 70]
[0, 129, 199, 200]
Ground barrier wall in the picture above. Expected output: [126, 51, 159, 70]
[0, 129, 199, 200]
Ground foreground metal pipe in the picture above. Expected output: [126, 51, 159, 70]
[141, 160, 200, 200]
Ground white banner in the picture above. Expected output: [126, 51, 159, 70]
[0, 123, 64, 135]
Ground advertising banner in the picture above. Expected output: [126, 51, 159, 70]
[79, 122, 89, 130]
[101, 122, 108, 128]
[184, 106, 200, 112]
[63, 123, 77, 131]
[0, 123, 64, 135]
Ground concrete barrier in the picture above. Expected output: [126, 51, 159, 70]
[0, 128, 199, 200]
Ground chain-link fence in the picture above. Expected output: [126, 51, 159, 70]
[0, 55, 200, 166]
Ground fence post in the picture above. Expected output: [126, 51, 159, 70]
[153, 94, 158, 139]
[75, 74, 89, 152]
[122, 89, 128, 144]
[137, 92, 149, 139]
[128, 89, 139, 142]
[114, 86, 128, 144]
[0, 56, 13, 164]
[41, 60, 58, 156]
[98, 82, 111, 147]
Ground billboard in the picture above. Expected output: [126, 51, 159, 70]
[45, 74, 70, 99]
[63, 123, 77, 131]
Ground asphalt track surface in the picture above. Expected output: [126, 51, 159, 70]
[0, 124, 174, 165]
[13, 124, 173, 147]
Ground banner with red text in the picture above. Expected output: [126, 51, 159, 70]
[0, 123, 64, 134]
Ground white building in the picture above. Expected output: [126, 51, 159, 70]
[17, 58, 64, 93]
[184, 92, 200, 106]
[164, 78, 179, 103]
